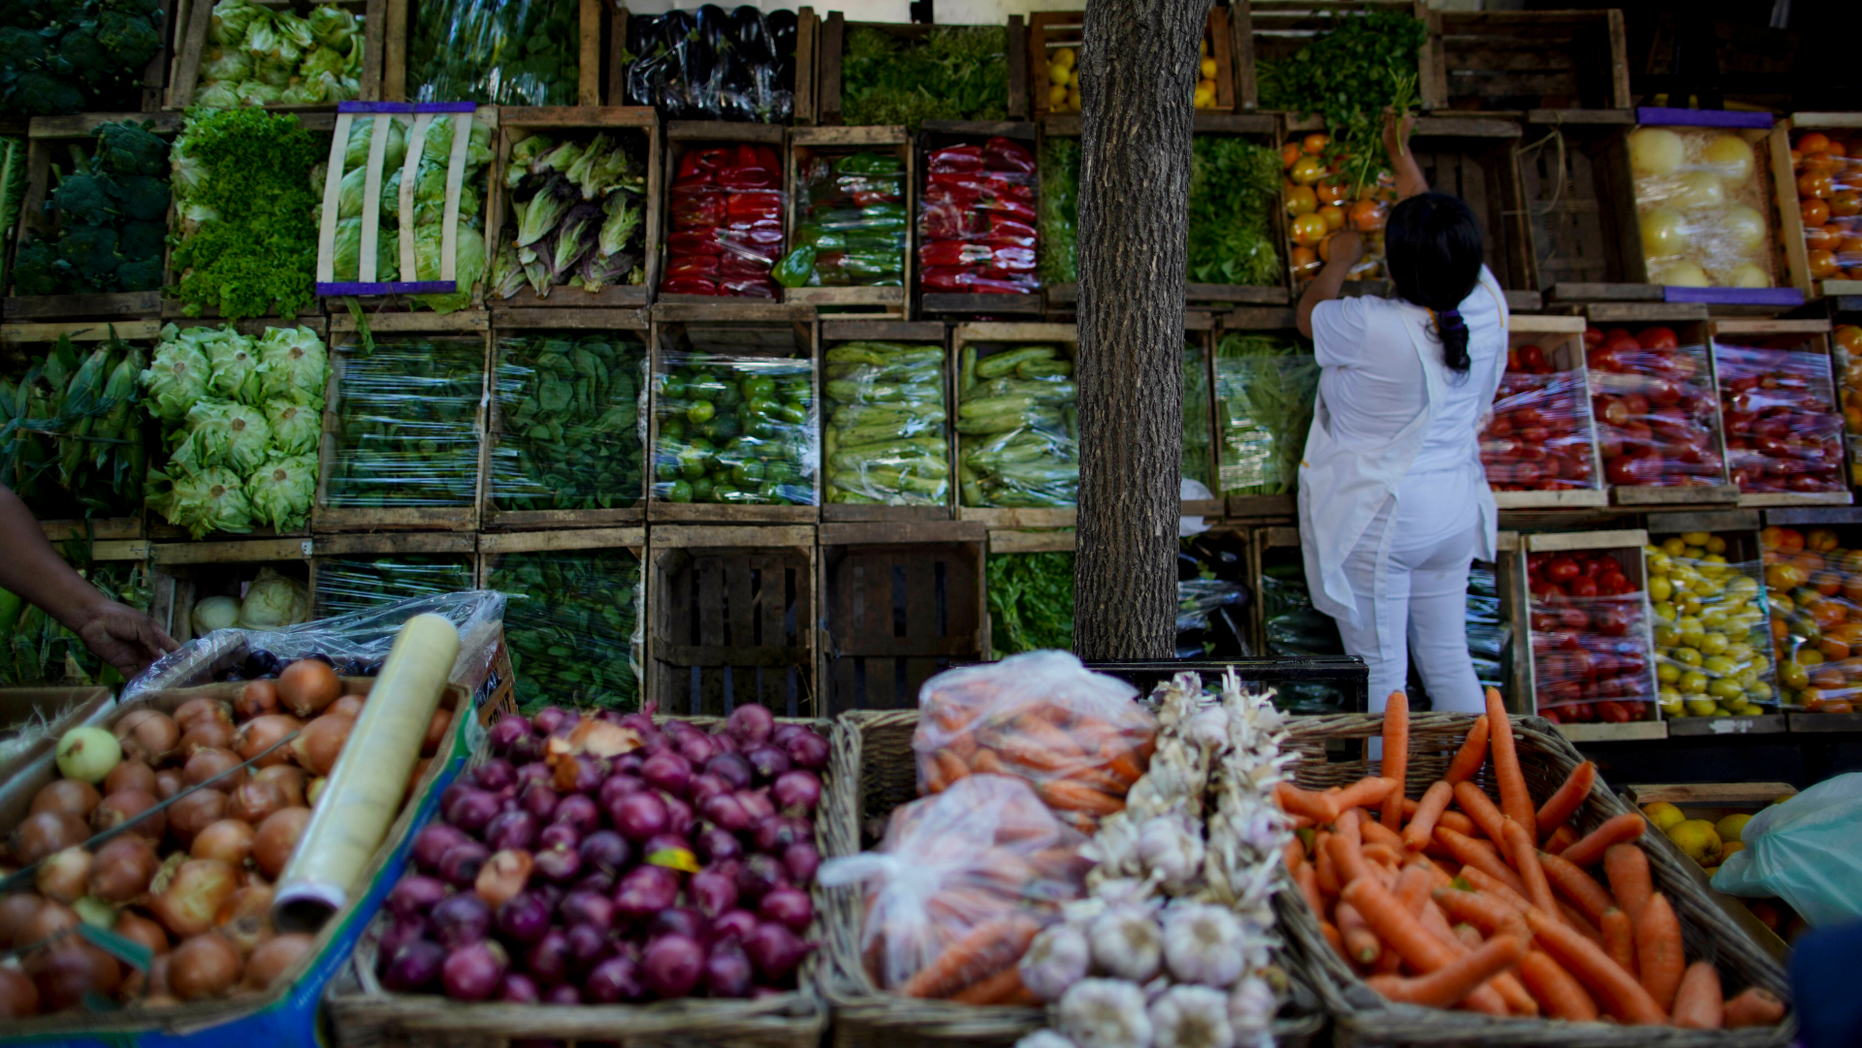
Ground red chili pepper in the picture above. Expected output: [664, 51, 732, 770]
[983, 137, 1036, 174]
[660, 276, 718, 295]
[927, 144, 985, 172]
[667, 255, 719, 276]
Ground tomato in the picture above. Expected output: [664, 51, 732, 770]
[1837, 325, 1862, 354]
[1800, 171, 1835, 199]
[1545, 556, 1581, 583]
[1280, 141, 1302, 170]
[1807, 224, 1840, 252]
[1568, 577, 1600, 598]
[1289, 156, 1327, 185]
[1636, 326, 1679, 351]
[1810, 250, 1841, 280]
[1348, 199, 1384, 232]
[1584, 327, 1605, 348]
[1316, 204, 1346, 232]
[1301, 132, 1331, 156]
[1803, 198, 1832, 226]
[1830, 192, 1862, 218]
[1284, 183, 1318, 218]
[1290, 213, 1329, 247]
[1519, 344, 1546, 371]
[1799, 132, 1833, 155]
[1290, 246, 1319, 276]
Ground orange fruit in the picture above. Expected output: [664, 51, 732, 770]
[1811, 250, 1841, 279]
[1808, 225, 1841, 252]
[1281, 142, 1302, 169]
[1290, 245, 1320, 276]
[1837, 325, 1862, 354]
[1291, 212, 1330, 247]
[1804, 199, 1832, 226]
[1316, 180, 1349, 206]
[1814, 664, 1847, 688]
[1302, 132, 1330, 155]
[1762, 525, 1786, 549]
[1802, 689, 1827, 711]
[1810, 529, 1841, 553]
[1768, 562, 1809, 590]
[1800, 132, 1833, 155]
[1349, 199, 1384, 232]
[1317, 204, 1346, 232]
[1832, 192, 1862, 218]
[1831, 140, 1851, 157]
[1284, 184, 1318, 217]
[1801, 172, 1835, 199]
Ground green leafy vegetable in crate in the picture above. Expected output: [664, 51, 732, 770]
[485, 549, 641, 711]
[780, 151, 909, 288]
[1037, 136, 1078, 286]
[407, 0, 579, 107]
[9, 120, 169, 297]
[193, 0, 365, 107]
[1188, 135, 1282, 287]
[824, 341, 947, 506]
[653, 353, 817, 506]
[987, 549, 1073, 657]
[0, 0, 165, 117]
[1256, 7, 1426, 191]
[0, 556, 150, 686]
[0, 331, 147, 521]
[841, 26, 1008, 130]
[1183, 342, 1212, 492]
[325, 336, 483, 510]
[0, 137, 24, 291]
[315, 555, 476, 620]
[189, 567, 311, 634]
[490, 131, 648, 300]
[958, 344, 1077, 508]
[1214, 333, 1317, 497]
[491, 333, 644, 511]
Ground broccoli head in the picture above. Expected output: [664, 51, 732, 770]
[49, 169, 119, 225]
[101, 0, 164, 17]
[9, 239, 69, 296]
[8, 71, 83, 116]
[52, 27, 109, 83]
[97, 10, 160, 67]
[0, 26, 48, 71]
[115, 173, 168, 222]
[93, 120, 168, 177]
[116, 255, 163, 291]
[119, 218, 166, 260]
[58, 223, 122, 286]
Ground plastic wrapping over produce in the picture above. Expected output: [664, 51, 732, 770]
[1037, 136, 1078, 285]
[1835, 325, 1862, 487]
[1716, 338, 1846, 494]
[622, 6, 797, 123]
[661, 143, 786, 297]
[1587, 328, 1727, 487]
[1481, 355, 1600, 493]
[123, 588, 509, 704]
[1761, 525, 1862, 713]
[1468, 561, 1507, 694]
[1646, 535, 1775, 719]
[818, 773, 1087, 991]
[325, 337, 483, 508]
[1183, 342, 1213, 489]
[1628, 125, 1777, 289]
[653, 352, 817, 505]
[1177, 532, 1252, 660]
[1280, 132, 1391, 285]
[490, 333, 645, 511]
[0, 332, 147, 520]
[958, 344, 1076, 507]
[824, 341, 947, 506]
[490, 130, 648, 299]
[1, 559, 149, 686]
[987, 550, 1073, 657]
[195, 0, 366, 107]
[1789, 129, 1862, 284]
[1714, 774, 1862, 927]
[782, 151, 908, 288]
[918, 138, 1040, 295]
[484, 548, 641, 712]
[1259, 562, 1348, 713]
[1214, 336, 1317, 496]
[1525, 548, 1654, 722]
[406, 0, 578, 106]
[314, 555, 479, 621]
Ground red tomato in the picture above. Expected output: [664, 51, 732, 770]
[1520, 344, 1547, 371]
[1637, 326, 1679, 351]
[1569, 577, 1600, 598]
[1584, 327, 1605, 348]
[1544, 556, 1580, 583]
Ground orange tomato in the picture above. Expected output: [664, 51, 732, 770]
[1831, 140, 1851, 157]
[1840, 233, 1862, 255]
[1804, 198, 1832, 226]
[1801, 172, 1836, 199]
[1289, 156, 1327, 185]
[1816, 571, 1845, 598]
[1806, 153, 1843, 178]
[1802, 689, 1827, 711]
[1823, 700, 1855, 714]
[1800, 132, 1834, 155]
[1284, 183, 1318, 217]
[1291, 212, 1330, 247]
[1794, 550, 1826, 574]
[1838, 325, 1862, 354]
[1830, 191, 1862, 218]
[1810, 529, 1841, 553]
[1302, 132, 1330, 156]
[1816, 602, 1847, 632]
[1773, 618, 1793, 644]
[1317, 204, 1346, 232]
[1768, 562, 1810, 590]
[1821, 639, 1852, 663]
[1808, 225, 1841, 252]
[1762, 525, 1788, 550]
[1811, 250, 1841, 279]
[1281, 141, 1303, 170]
[1290, 245, 1320, 277]
[1349, 199, 1384, 232]
[1316, 180, 1349, 206]
[1813, 665, 1847, 689]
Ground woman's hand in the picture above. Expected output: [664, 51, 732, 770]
[70, 595, 177, 678]
[1327, 229, 1366, 268]
[1383, 107, 1428, 201]
[1383, 107, 1415, 160]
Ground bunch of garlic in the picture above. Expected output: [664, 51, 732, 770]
[1085, 672, 1219, 891]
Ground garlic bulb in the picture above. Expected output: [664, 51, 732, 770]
[1059, 978, 1155, 1048]
[1016, 1033, 1080, 1048]
[1089, 906, 1163, 983]
[1227, 976, 1276, 1048]
[1138, 815, 1205, 893]
[1150, 984, 1235, 1048]
[1021, 923, 1091, 1002]
[1161, 902, 1246, 988]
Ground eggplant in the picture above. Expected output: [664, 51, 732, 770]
[730, 6, 773, 66]
[768, 10, 798, 94]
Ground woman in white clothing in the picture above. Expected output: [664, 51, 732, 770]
[1295, 113, 1508, 714]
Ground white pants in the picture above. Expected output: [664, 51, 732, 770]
[1332, 469, 1486, 715]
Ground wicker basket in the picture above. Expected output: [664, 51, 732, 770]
[323, 715, 834, 1048]
[818, 708, 1327, 1048]
[1276, 712, 1794, 1048]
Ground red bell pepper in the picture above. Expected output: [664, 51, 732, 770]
[731, 227, 785, 253]
[671, 190, 728, 228]
[717, 166, 777, 190]
[718, 254, 773, 278]
[983, 137, 1036, 174]
[927, 144, 985, 173]
[919, 266, 973, 291]
[726, 191, 783, 224]
[668, 229, 726, 256]
[660, 276, 718, 295]
[718, 277, 778, 298]
[918, 241, 990, 267]
[667, 255, 719, 276]
[984, 246, 1036, 272]
[988, 216, 1038, 242]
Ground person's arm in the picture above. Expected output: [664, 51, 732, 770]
[1385, 109, 1427, 202]
[1297, 229, 1365, 338]
[0, 487, 176, 677]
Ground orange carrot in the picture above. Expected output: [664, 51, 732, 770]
[1314, 830, 1341, 897]
[1284, 836, 1307, 871]
[1367, 934, 1526, 1010]
[1446, 714, 1490, 785]
[1336, 900, 1382, 966]
[972, 749, 1007, 776]
[1328, 827, 1374, 888]
[1485, 688, 1537, 842]
[1535, 761, 1596, 841]
[1518, 949, 1600, 1022]
[899, 914, 1039, 998]
[1360, 816, 1406, 852]
[930, 749, 968, 791]
[1560, 900, 1606, 945]
[1036, 778, 1125, 816]
[1452, 781, 1510, 847]
[1503, 820, 1560, 923]
[1459, 865, 1536, 914]
[1331, 776, 1400, 815]
[1538, 850, 1616, 925]
[1394, 864, 1435, 915]
[1374, 947, 1404, 975]
[1276, 782, 1340, 823]
[1381, 692, 1409, 828]
[1417, 902, 1532, 1016]
[950, 964, 1028, 1004]
[1402, 797, 1419, 819]
[1524, 908, 1667, 1025]
[1454, 923, 1483, 949]
[1671, 961, 1723, 1029]
[1404, 781, 1455, 851]
[1435, 827, 1530, 896]
[1601, 908, 1636, 977]
[1363, 842, 1403, 868]
[1635, 892, 1684, 1014]
[1604, 843, 1652, 924]
[1560, 813, 1646, 869]
[1546, 824, 1579, 854]
[1437, 809, 1478, 837]
[1432, 886, 1528, 940]
[1295, 860, 1326, 920]
[1321, 921, 1345, 958]
[1405, 852, 1455, 889]
[1723, 987, 1787, 1029]
[1340, 876, 1461, 974]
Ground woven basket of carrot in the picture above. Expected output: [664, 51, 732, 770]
[1272, 690, 1794, 1048]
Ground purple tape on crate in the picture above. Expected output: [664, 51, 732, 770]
[337, 101, 415, 113]
[316, 281, 459, 295]
[1636, 107, 1774, 130]
[1663, 286, 1804, 306]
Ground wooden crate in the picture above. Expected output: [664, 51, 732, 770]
[1624, 781, 1797, 958]
[486, 107, 660, 311]
[656, 122, 790, 306]
[818, 520, 986, 713]
[309, 530, 478, 619]
[1409, 116, 1536, 296]
[1768, 114, 1862, 302]
[148, 536, 315, 643]
[1489, 314, 1608, 510]
[951, 322, 1077, 527]
[600, 4, 819, 123]
[0, 686, 113, 787]
[1028, 7, 1238, 115]
[815, 14, 1028, 127]
[4, 114, 182, 321]
[1709, 318, 1851, 508]
[783, 126, 912, 316]
[479, 526, 645, 710]
[1183, 311, 1223, 518]
[1239, 0, 1435, 111]
[1582, 313, 1741, 507]
[983, 526, 1074, 660]
[1519, 528, 1662, 729]
[1758, 506, 1862, 726]
[819, 319, 953, 523]
[1428, 11, 1629, 113]
[1212, 307, 1308, 521]
[915, 121, 1045, 318]
[481, 307, 648, 531]
[314, 311, 489, 533]
[647, 524, 816, 717]
[168, 0, 385, 110]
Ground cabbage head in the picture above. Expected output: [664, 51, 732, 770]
[343, 116, 406, 175]
[420, 116, 493, 171]
[238, 82, 284, 105]
[209, 0, 262, 47]
[255, 54, 295, 88]
[242, 15, 281, 60]
[308, 4, 357, 51]
[171, 144, 205, 200]
[412, 221, 485, 315]
[237, 567, 311, 629]
[201, 47, 251, 83]
[336, 165, 368, 219]
[264, 395, 321, 455]
[191, 595, 241, 635]
[244, 453, 317, 533]
[272, 8, 315, 53]
[193, 82, 243, 109]
[331, 217, 400, 283]
[141, 338, 211, 421]
[257, 326, 330, 403]
[205, 330, 262, 403]
[148, 466, 253, 539]
[280, 80, 327, 107]
[301, 45, 345, 80]
[173, 399, 272, 474]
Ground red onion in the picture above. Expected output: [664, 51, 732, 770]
[499, 972, 541, 1003]
[578, 830, 630, 873]
[387, 874, 448, 918]
[618, 713, 657, 737]
[524, 929, 571, 985]
[726, 704, 776, 746]
[640, 751, 693, 797]
[380, 914, 430, 958]
[519, 781, 559, 822]
[564, 923, 612, 971]
[738, 789, 775, 823]
[534, 841, 582, 882]
[442, 940, 508, 1001]
[443, 788, 500, 834]
[745, 745, 792, 782]
[771, 723, 806, 748]
[644, 833, 692, 858]
[753, 815, 813, 854]
[552, 794, 599, 834]
[705, 937, 755, 998]
[711, 733, 740, 755]
[531, 707, 572, 736]
[574, 870, 616, 896]
[560, 891, 615, 933]
[690, 865, 740, 917]
[676, 732, 719, 767]
[663, 794, 695, 837]
[438, 841, 491, 887]
[538, 822, 580, 851]
[700, 792, 752, 832]
[515, 762, 552, 787]
[475, 759, 516, 792]
[510, 734, 543, 764]
[773, 770, 822, 814]
[759, 887, 814, 933]
[431, 892, 492, 948]
[713, 909, 759, 943]
[566, 754, 607, 795]
[688, 773, 731, 806]
[486, 810, 540, 853]
[597, 774, 646, 811]
[783, 842, 820, 884]
[496, 891, 552, 944]
[612, 865, 680, 918]
[697, 826, 744, 863]
[584, 954, 644, 1003]
[487, 716, 531, 754]
[411, 824, 471, 872]
[649, 907, 711, 945]
[705, 752, 754, 791]
[783, 730, 828, 771]
[736, 854, 790, 901]
[744, 922, 814, 981]
[612, 753, 643, 776]
[638, 732, 671, 757]
[642, 934, 705, 999]
[610, 792, 669, 842]
[381, 938, 445, 992]
[544, 983, 582, 1005]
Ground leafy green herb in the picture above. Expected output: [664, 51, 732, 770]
[314, 555, 476, 620]
[1187, 136, 1282, 286]
[326, 337, 483, 509]
[407, 0, 578, 106]
[842, 26, 1007, 130]
[1038, 136, 1079, 285]
[0, 137, 26, 290]
[1256, 8, 1427, 190]
[491, 333, 644, 511]
[986, 549, 1074, 657]
[485, 549, 641, 712]
[1213, 333, 1317, 496]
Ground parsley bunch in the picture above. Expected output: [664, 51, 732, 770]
[1187, 136, 1283, 286]
[841, 26, 1007, 130]
[1257, 8, 1426, 188]
[987, 550, 1075, 656]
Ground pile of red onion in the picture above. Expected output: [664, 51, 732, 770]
[379, 704, 826, 1004]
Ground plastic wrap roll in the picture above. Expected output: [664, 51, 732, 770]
[273, 612, 461, 930]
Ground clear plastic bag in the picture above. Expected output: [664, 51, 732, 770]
[957, 343, 1076, 508]
[660, 144, 787, 297]
[325, 336, 483, 508]
[1713, 773, 1862, 927]
[824, 341, 948, 506]
[406, 0, 579, 107]
[1524, 548, 1655, 722]
[913, 651, 1152, 832]
[1587, 327, 1727, 487]
[1788, 129, 1862, 284]
[1646, 534, 1775, 719]
[1760, 525, 1862, 713]
[1280, 134, 1391, 286]
[1627, 125, 1776, 289]
[1258, 565, 1346, 713]
[1183, 343, 1214, 490]
[622, 7, 796, 124]
[1178, 578, 1248, 634]
[918, 138, 1040, 296]
[1834, 325, 1862, 486]
[652, 351, 817, 505]
[490, 332, 646, 511]
[787, 152, 908, 288]
[1214, 336, 1318, 496]
[817, 773, 1089, 994]
[314, 555, 479, 621]
[489, 130, 649, 299]
[483, 548, 641, 712]
[196, 0, 366, 107]
[1716, 338, 1846, 495]
[1481, 360, 1600, 492]
[1468, 561, 1508, 694]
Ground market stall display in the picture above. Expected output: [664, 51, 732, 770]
[835, 24, 1008, 129]
[190, 0, 367, 108]
[1645, 529, 1776, 721]
[1585, 324, 1731, 494]
[481, 544, 642, 712]
[622, 6, 798, 123]
[403, 0, 578, 107]
[1781, 124, 1862, 292]
[660, 140, 786, 299]
[1255, 539, 1349, 715]
[1523, 534, 1657, 725]
[987, 546, 1073, 658]
[1189, 131, 1284, 291]
[184, 566, 312, 638]
[1278, 131, 1393, 287]
[1632, 784, 1805, 945]
[1627, 118, 1780, 290]
[6, 119, 169, 298]
[651, 352, 817, 508]
[0, 325, 150, 523]
[1482, 327, 1604, 505]
[955, 326, 1076, 514]
[1176, 531, 1252, 661]
[488, 127, 649, 301]
[322, 335, 484, 519]
[1711, 322, 1847, 499]
[1032, 10, 1233, 114]
[1183, 340, 1214, 495]
[780, 138, 910, 296]
[0, 0, 165, 117]
[1759, 523, 1862, 714]
[1213, 332, 1317, 499]
[487, 331, 645, 516]
[1036, 135, 1077, 288]
[0, 558, 150, 686]
[823, 341, 947, 508]
[1836, 324, 1862, 486]
[919, 135, 1039, 298]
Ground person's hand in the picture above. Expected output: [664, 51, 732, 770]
[1383, 107, 1415, 160]
[1327, 228, 1366, 268]
[71, 597, 177, 679]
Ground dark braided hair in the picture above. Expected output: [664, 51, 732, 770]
[1384, 192, 1484, 375]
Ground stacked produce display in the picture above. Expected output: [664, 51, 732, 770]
[652, 352, 817, 506]
[406, 0, 576, 107]
[781, 151, 909, 291]
[1715, 330, 1846, 495]
[1838, 324, 1862, 486]
[1213, 333, 1316, 498]
[187, 567, 311, 636]
[491, 131, 648, 300]
[1524, 546, 1655, 724]
[1189, 136, 1282, 289]
[489, 333, 645, 514]
[1481, 342, 1601, 495]
[323, 336, 483, 512]
[1628, 125, 1777, 289]
[1788, 128, 1862, 283]
[957, 342, 1077, 508]
[1762, 524, 1862, 713]
[0, 558, 150, 685]
[315, 556, 478, 620]
[988, 549, 1074, 657]
[9, 120, 169, 297]
[660, 143, 785, 298]
[1586, 325, 1728, 489]
[0, 0, 165, 117]
[1279, 132, 1393, 286]
[622, 7, 798, 123]
[1646, 531, 1775, 720]
[823, 340, 948, 507]
[919, 137, 1039, 297]
[192, 0, 366, 108]
[837, 25, 1007, 129]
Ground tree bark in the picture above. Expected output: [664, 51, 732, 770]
[1073, 0, 1208, 660]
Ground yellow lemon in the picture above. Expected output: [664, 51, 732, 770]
[1201, 57, 1217, 79]
[1684, 697, 1719, 717]
[1049, 61, 1073, 86]
[1669, 819, 1724, 867]
[1716, 813, 1753, 844]
[1720, 841, 1745, 862]
[1657, 661, 1682, 684]
[1643, 802, 1687, 833]
[1049, 83, 1069, 107]
[1663, 537, 1688, 557]
[1707, 535, 1728, 554]
[1650, 576, 1673, 602]
[1659, 690, 1684, 716]
[1054, 47, 1077, 70]
[1681, 531, 1711, 547]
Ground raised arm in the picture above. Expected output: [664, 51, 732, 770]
[1385, 109, 1427, 201]
[1297, 229, 1364, 338]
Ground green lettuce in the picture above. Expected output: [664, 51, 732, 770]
[172, 399, 272, 474]
[244, 453, 317, 533]
[236, 567, 310, 628]
[205, 330, 262, 403]
[256, 326, 329, 403]
[411, 221, 485, 315]
[140, 336, 211, 421]
[263, 396, 320, 455]
[147, 466, 252, 539]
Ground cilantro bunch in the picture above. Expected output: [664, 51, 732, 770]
[1257, 8, 1427, 186]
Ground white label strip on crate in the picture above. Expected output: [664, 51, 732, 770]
[316, 112, 354, 285]
[360, 111, 397, 285]
[440, 111, 473, 282]
[398, 113, 433, 287]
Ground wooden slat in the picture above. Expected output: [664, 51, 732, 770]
[1626, 783, 1796, 805]
[794, 7, 818, 127]
[578, 0, 603, 106]
[606, 3, 629, 106]
[818, 12, 844, 125]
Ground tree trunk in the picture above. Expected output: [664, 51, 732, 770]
[1073, 0, 1208, 660]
